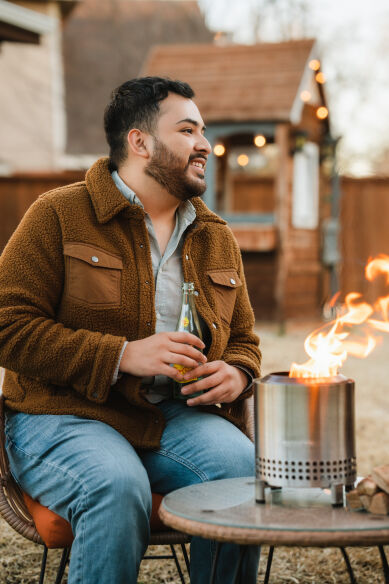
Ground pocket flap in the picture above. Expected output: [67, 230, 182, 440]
[207, 270, 242, 288]
[63, 242, 123, 270]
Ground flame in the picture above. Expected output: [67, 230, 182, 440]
[290, 255, 389, 378]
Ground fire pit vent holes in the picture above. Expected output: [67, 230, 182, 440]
[256, 457, 357, 486]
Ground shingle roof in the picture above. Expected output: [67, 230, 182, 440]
[63, 0, 213, 155]
[143, 39, 317, 122]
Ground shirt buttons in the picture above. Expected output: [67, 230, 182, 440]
[91, 256, 99, 263]
[230, 278, 236, 285]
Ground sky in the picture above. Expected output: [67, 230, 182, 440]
[197, 0, 389, 176]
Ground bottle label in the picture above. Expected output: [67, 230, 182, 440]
[172, 363, 198, 383]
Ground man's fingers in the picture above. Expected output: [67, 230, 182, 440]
[168, 353, 202, 370]
[181, 371, 222, 394]
[186, 388, 225, 407]
[169, 342, 207, 364]
[168, 331, 205, 350]
[182, 361, 220, 380]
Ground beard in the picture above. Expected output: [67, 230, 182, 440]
[144, 137, 207, 201]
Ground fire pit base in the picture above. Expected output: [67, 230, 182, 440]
[255, 480, 346, 506]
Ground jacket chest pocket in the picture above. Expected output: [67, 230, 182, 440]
[207, 269, 242, 325]
[64, 242, 123, 307]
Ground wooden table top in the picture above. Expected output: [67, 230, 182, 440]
[159, 477, 389, 546]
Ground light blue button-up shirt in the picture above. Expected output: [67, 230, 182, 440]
[112, 170, 197, 402]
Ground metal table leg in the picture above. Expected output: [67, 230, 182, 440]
[264, 545, 275, 584]
[378, 545, 389, 584]
[340, 547, 357, 584]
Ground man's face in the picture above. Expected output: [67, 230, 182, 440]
[144, 93, 211, 201]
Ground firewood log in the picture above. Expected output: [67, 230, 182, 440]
[356, 476, 379, 496]
[346, 489, 364, 509]
[360, 495, 372, 510]
[368, 491, 389, 515]
[371, 465, 389, 495]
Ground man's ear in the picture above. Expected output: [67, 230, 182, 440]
[127, 129, 150, 159]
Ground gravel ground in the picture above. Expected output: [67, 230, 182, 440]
[0, 319, 388, 583]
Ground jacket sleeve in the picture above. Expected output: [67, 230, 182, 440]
[221, 233, 261, 396]
[0, 197, 126, 404]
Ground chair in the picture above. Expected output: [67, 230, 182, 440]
[0, 368, 190, 584]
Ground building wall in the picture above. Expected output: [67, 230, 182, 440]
[0, 2, 65, 172]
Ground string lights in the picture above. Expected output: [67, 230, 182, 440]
[309, 59, 321, 71]
[237, 154, 249, 167]
[254, 134, 266, 148]
[213, 144, 225, 156]
[316, 106, 329, 120]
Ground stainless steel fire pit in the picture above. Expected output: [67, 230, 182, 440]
[254, 372, 357, 506]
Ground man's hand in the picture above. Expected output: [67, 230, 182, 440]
[119, 332, 206, 379]
[180, 361, 248, 406]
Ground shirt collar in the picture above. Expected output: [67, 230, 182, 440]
[111, 170, 196, 226]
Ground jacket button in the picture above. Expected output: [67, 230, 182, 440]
[145, 281, 149, 285]
[185, 254, 189, 260]
[146, 322, 151, 326]
[212, 323, 217, 329]
[194, 290, 199, 296]
[92, 391, 98, 398]
[154, 418, 159, 424]
[230, 278, 236, 285]
[140, 244, 144, 248]
[91, 256, 99, 263]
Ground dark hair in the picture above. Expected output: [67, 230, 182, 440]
[104, 76, 195, 170]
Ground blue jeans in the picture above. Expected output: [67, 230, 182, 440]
[5, 400, 260, 584]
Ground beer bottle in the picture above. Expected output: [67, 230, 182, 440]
[172, 282, 204, 400]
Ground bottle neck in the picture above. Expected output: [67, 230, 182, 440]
[181, 282, 195, 306]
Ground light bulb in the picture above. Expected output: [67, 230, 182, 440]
[213, 144, 225, 156]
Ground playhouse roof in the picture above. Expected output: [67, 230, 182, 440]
[143, 39, 318, 123]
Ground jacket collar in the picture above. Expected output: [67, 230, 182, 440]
[86, 157, 226, 226]
[86, 158, 140, 224]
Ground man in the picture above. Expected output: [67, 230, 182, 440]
[0, 77, 261, 583]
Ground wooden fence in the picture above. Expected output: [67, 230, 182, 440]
[0, 172, 84, 252]
[340, 177, 389, 302]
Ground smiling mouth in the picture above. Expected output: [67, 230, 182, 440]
[190, 160, 206, 172]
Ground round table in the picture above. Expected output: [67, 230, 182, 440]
[159, 477, 389, 583]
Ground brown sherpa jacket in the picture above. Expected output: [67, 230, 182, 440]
[0, 157, 261, 449]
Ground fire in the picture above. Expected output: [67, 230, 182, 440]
[290, 255, 389, 379]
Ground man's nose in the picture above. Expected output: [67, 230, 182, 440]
[195, 135, 212, 155]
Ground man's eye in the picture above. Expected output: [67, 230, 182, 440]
[181, 128, 193, 134]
